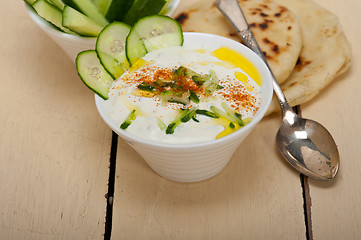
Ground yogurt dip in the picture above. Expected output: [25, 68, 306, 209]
[104, 44, 262, 144]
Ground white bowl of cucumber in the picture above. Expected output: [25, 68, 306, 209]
[24, 0, 180, 62]
[88, 15, 273, 182]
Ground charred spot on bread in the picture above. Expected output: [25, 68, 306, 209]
[272, 44, 279, 53]
[259, 22, 268, 30]
[175, 12, 189, 25]
[295, 57, 312, 71]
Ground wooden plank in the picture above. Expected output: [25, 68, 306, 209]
[0, 2, 111, 239]
[302, 0, 361, 239]
[112, 115, 306, 239]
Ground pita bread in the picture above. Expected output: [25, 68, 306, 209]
[266, 0, 351, 114]
[174, 0, 351, 115]
[173, 0, 303, 84]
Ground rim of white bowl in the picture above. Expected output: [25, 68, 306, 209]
[24, 0, 180, 41]
[95, 32, 273, 149]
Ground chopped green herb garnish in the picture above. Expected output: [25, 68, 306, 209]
[160, 90, 189, 105]
[166, 122, 177, 134]
[120, 109, 137, 129]
[180, 108, 196, 123]
[166, 107, 197, 134]
[157, 118, 166, 130]
[221, 102, 244, 126]
[192, 116, 199, 122]
[168, 100, 187, 105]
[203, 70, 223, 94]
[195, 109, 219, 118]
[153, 78, 172, 88]
[192, 74, 210, 86]
[189, 90, 200, 103]
[137, 82, 155, 92]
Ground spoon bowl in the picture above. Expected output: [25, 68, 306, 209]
[277, 110, 339, 180]
[216, 0, 340, 180]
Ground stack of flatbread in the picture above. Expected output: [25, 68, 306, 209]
[173, 0, 351, 115]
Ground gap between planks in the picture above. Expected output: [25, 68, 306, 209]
[104, 131, 118, 240]
[295, 105, 313, 240]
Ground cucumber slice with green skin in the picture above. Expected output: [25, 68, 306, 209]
[24, 0, 37, 5]
[125, 15, 183, 65]
[76, 50, 113, 100]
[103, 0, 135, 23]
[62, 5, 103, 37]
[96, 52, 124, 79]
[33, 0, 76, 34]
[96, 22, 131, 78]
[92, 0, 110, 15]
[62, 0, 108, 27]
[48, 0, 65, 10]
[123, 0, 166, 26]
[125, 29, 147, 65]
[159, 0, 172, 15]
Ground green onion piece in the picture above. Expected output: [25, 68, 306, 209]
[157, 118, 166, 130]
[221, 102, 244, 126]
[189, 90, 200, 103]
[137, 82, 154, 92]
[166, 122, 177, 134]
[235, 112, 245, 126]
[180, 107, 197, 123]
[173, 66, 187, 77]
[166, 107, 196, 134]
[160, 90, 189, 105]
[195, 109, 219, 118]
[192, 116, 199, 122]
[120, 109, 137, 129]
[168, 100, 187, 105]
[203, 70, 223, 94]
[192, 74, 211, 86]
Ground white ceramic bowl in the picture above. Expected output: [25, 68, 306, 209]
[24, 0, 180, 62]
[95, 32, 273, 182]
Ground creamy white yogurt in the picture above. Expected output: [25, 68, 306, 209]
[105, 45, 261, 144]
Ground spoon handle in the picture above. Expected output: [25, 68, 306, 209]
[215, 0, 293, 115]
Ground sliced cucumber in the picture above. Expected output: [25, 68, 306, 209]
[97, 52, 124, 79]
[125, 15, 183, 65]
[62, 5, 103, 37]
[125, 29, 147, 65]
[92, 0, 134, 22]
[159, 0, 172, 15]
[123, 0, 166, 26]
[103, 0, 135, 23]
[76, 50, 113, 100]
[96, 22, 131, 78]
[92, 0, 110, 15]
[24, 0, 37, 5]
[48, 0, 65, 10]
[62, 0, 109, 27]
[32, 0, 75, 34]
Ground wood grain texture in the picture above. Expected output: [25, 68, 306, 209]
[112, 115, 306, 239]
[302, 0, 361, 239]
[0, 2, 111, 239]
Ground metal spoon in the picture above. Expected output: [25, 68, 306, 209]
[216, 0, 339, 181]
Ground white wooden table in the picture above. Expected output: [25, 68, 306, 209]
[0, 0, 360, 239]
